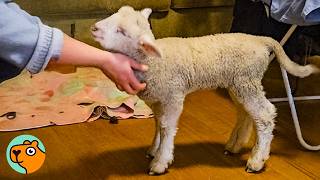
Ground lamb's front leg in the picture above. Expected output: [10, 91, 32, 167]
[148, 99, 184, 175]
[146, 114, 160, 158]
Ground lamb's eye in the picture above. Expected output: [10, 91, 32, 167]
[26, 147, 36, 156]
[116, 27, 129, 37]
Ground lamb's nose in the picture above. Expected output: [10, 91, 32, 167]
[91, 25, 98, 32]
[13, 150, 21, 156]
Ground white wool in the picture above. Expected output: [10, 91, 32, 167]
[92, 6, 319, 175]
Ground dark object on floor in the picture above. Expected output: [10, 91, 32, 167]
[109, 116, 119, 124]
[91, 106, 118, 124]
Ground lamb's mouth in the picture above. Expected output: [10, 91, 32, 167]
[91, 34, 104, 41]
[91, 31, 104, 40]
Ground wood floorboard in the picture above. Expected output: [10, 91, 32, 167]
[0, 90, 319, 180]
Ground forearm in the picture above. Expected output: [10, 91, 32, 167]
[53, 34, 147, 95]
[53, 34, 111, 68]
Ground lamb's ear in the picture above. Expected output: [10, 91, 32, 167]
[118, 6, 134, 13]
[141, 8, 152, 19]
[138, 35, 162, 58]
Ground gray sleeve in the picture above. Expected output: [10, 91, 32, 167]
[0, 1, 63, 74]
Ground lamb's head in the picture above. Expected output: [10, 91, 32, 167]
[91, 6, 161, 58]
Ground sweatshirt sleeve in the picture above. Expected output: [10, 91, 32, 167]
[0, 1, 63, 74]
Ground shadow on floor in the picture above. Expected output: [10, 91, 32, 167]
[13, 142, 252, 179]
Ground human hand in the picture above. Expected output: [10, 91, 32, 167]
[100, 52, 148, 95]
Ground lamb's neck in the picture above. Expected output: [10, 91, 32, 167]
[125, 50, 149, 64]
[124, 50, 149, 83]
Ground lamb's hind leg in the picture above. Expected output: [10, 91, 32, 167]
[148, 98, 184, 175]
[225, 90, 253, 154]
[231, 84, 276, 173]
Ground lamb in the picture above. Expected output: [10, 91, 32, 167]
[91, 6, 319, 175]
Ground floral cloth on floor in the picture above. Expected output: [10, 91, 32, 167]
[0, 67, 153, 131]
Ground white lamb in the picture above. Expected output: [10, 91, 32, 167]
[91, 6, 319, 175]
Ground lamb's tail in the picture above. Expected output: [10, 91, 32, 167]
[266, 38, 320, 78]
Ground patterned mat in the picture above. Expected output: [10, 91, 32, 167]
[0, 67, 153, 131]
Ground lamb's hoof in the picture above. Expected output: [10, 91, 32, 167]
[148, 163, 169, 176]
[245, 166, 257, 173]
[245, 159, 265, 173]
[245, 166, 265, 174]
[223, 150, 234, 156]
[148, 168, 168, 176]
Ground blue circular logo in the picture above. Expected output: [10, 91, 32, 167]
[6, 135, 46, 174]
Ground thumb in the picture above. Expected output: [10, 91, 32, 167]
[129, 60, 148, 72]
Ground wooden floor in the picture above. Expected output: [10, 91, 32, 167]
[1, 90, 320, 180]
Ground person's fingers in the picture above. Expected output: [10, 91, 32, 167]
[116, 84, 124, 91]
[129, 60, 149, 72]
[138, 83, 147, 91]
[123, 84, 137, 95]
[130, 79, 146, 92]
[127, 70, 146, 91]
